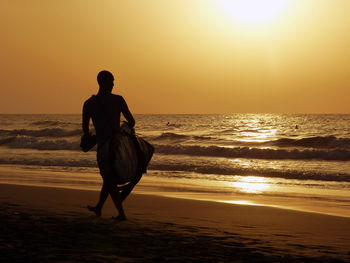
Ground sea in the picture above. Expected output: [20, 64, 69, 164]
[1, 114, 350, 217]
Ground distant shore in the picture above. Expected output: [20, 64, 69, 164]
[1, 182, 350, 262]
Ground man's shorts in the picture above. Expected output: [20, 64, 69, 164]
[96, 140, 117, 184]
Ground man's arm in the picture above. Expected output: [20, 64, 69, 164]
[121, 97, 135, 128]
[82, 101, 91, 135]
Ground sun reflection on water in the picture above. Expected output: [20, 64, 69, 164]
[231, 176, 270, 193]
[238, 128, 277, 143]
[223, 200, 261, 206]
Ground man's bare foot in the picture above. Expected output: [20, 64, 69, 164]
[112, 215, 127, 222]
[87, 205, 101, 217]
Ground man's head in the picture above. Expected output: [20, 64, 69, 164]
[97, 70, 114, 92]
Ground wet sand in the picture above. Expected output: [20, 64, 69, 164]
[1, 183, 350, 262]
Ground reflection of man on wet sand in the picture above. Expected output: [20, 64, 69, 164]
[82, 70, 138, 221]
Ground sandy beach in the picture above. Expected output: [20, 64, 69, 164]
[1, 182, 350, 262]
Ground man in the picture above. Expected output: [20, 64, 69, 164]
[82, 70, 135, 221]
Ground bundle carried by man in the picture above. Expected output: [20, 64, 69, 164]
[109, 122, 154, 184]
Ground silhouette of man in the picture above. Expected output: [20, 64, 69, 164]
[82, 70, 135, 221]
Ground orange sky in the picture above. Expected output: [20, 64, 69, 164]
[1, 0, 350, 114]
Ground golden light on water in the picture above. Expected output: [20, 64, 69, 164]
[218, 0, 290, 25]
[239, 128, 277, 143]
[224, 200, 261, 206]
[231, 176, 270, 193]
[226, 116, 278, 143]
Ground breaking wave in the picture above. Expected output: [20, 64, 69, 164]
[267, 136, 350, 149]
[155, 144, 350, 161]
[0, 136, 81, 151]
[153, 132, 211, 141]
[0, 155, 349, 182]
[31, 120, 69, 126]
[0, 128, 81, 137]
[0, 156, 96, 168]
[148, 133, 350, 150]
[1, 135, 350, 161]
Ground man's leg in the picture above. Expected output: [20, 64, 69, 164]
[87, 182, 109, 217]
[121, 173, 143, 202]
[89, 140, 126, 220]
[96, 182, 109, 210]
[104, 179, 126, 220]
[87, 181, 126, 220]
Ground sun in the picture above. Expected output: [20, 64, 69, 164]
[219, 0, 289, 24]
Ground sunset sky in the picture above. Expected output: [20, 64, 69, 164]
[1, 0, 350, 114]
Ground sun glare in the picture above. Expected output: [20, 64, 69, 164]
[231, 176, 270, 193]
[219, 0, 289, 24]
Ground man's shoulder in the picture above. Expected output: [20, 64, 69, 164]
[83, 95, 97, 107]
[111, 94, 123, 100]
[84, 94, 123, 106]
[110, 94, 125, 103]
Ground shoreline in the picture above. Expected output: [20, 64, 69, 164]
[1, 183, 350, 262]
[0, 164, 349, 218]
